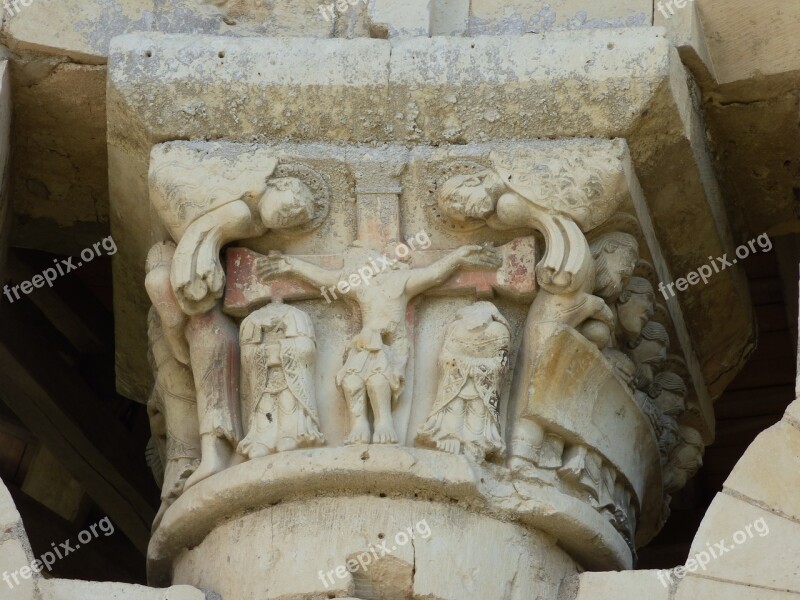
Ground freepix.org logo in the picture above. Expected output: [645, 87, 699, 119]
[3, 517, 115, 590]
[656, 517, 770, 588]
[3, 0, 34, 19]
[658, 233, 771, 300]
[320, 231, 432, 304]
[3, 236, 118, 304]
[318, 519, 431, 588]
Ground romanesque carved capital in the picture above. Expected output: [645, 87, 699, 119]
[142, 140, 712, 583]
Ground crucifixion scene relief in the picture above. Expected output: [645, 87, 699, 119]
[0, 2, 798, 600]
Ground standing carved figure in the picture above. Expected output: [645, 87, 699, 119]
[146, 306, 200, 529]
[416, 302, 510, 461]
[148, 147, 326, 488]
[238, 302, 323, 458]
[145, 243, 200, 525]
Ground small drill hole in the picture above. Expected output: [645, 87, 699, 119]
[378, 533, 384, 539]
[379, 493, 386, 498]
[145, 50, 152, 58]
[218, 51, 226, 58]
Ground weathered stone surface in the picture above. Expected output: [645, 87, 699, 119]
[786, 398, 800, 428]
[154, 0, 334, 38]
[1, 0, 153, 62]
[149, 446, 633, 585]
[698, 0, 800, 87]
[1, 0, 333, 62]
[573, 570, 671, 600]
[655, 1, 715, 85]
[0, 539, 35, 600]
[386, 32, 668, 141]
[0, 481, 35, 600]
[723, 421, 800, 522]
[693, 4, 800, 242]
[367, 0, 431, 37]
[430, 0, 470, 36]
[7, 59, 109, 256]
[37, 580, 207, 600]
[675, 576, 800, 600]
[468, 0, 651, 35]
[109, 34, 392, 143]
[0, 478, 21, 531]
[172, 496, 578, 600]
[687, 493, 800, 593]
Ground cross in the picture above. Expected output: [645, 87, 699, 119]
[223, 237, 537, 317]
[222, 163, 538, 444]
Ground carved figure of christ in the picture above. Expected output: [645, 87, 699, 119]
[257, 243, 502, 444]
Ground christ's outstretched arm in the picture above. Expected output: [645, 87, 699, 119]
[405, 244, 502, 297]
[257, 253, 342, 289]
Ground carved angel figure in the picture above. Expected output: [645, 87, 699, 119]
[437, 151, 625, 295]
[416, 302, 510, 461]
[149, 148, 318, 315]
[147, 147, 327, 488]
[238, 302, 323, 458]
[146, 306, 199, 529]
